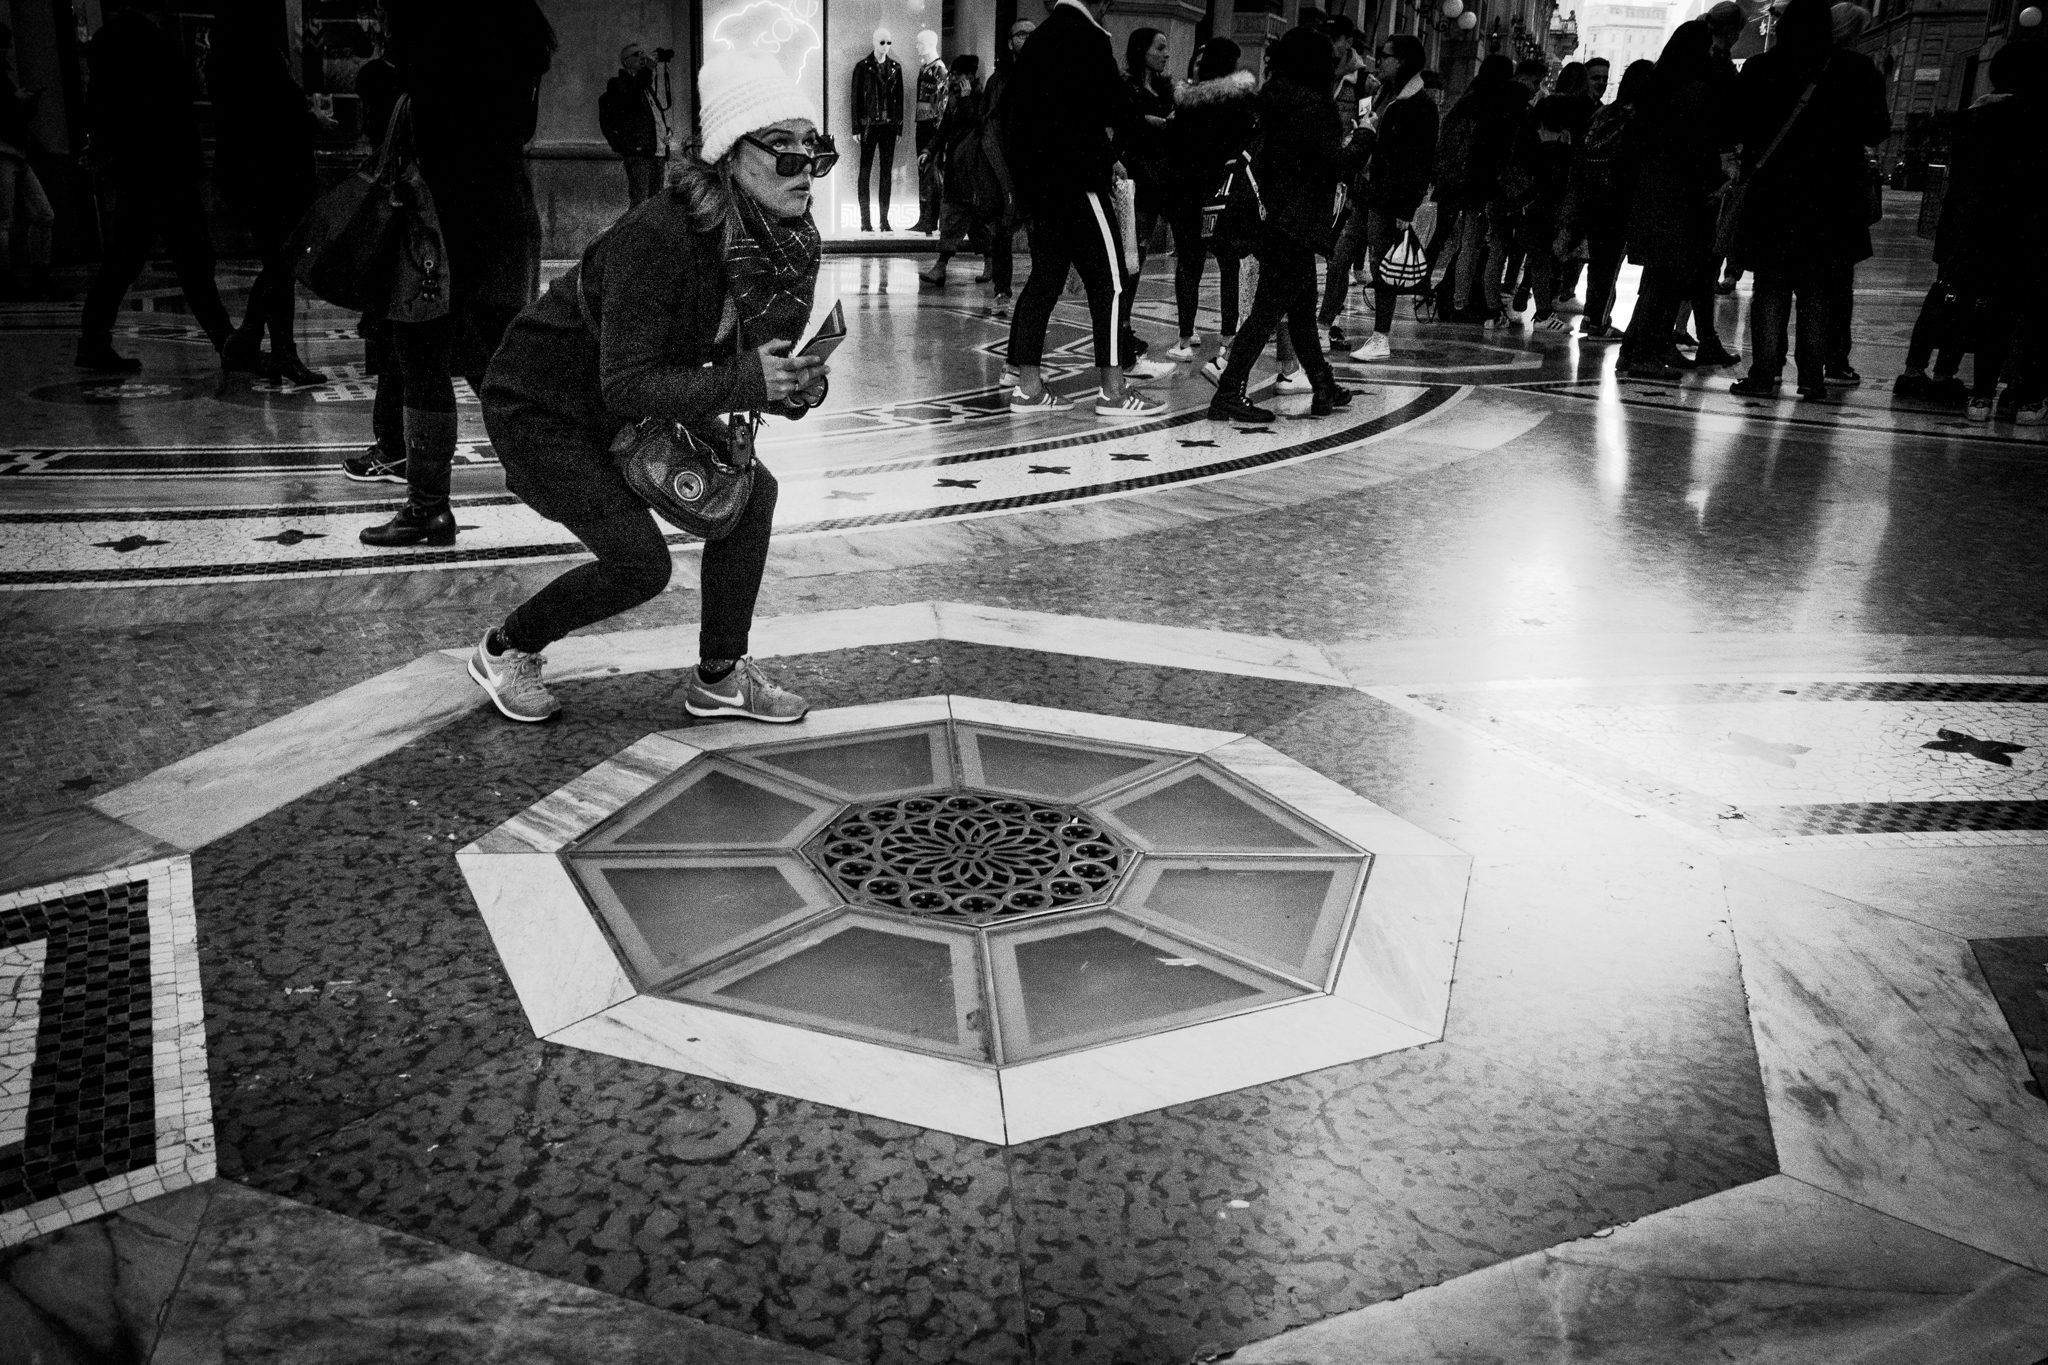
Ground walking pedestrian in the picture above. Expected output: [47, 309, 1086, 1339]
[1326, 33, 1435, 361]
[1114, 27, 1177, 363]
[1206, 26, 1366, 422]
[1163, 37, 1255, 357]
[977, 19, 1034, 316]
[359, 0, 555, 547]
[469, 50, 831, 726]
[919, 57, 1004, 290]
[1818, 2, 1881, 384]
[0, 22, 55, 299]
[1432, 55, 1519, 322]
[75, 0, 234, 373]
[999, 0, 1168, 420]
[1559, 58, 1654, 340]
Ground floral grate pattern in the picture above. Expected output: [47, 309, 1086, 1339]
[803, 791, 1129, 923]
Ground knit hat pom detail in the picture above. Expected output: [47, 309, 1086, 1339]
[698, 50, 819, 164]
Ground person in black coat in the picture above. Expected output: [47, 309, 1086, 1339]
[1208, 26, 1368, 422]
[1727, 0, 1889, 399]
[1000, 0, 1166, 420]
[1114, 27, 1177, 361]
[1818, 2, 1881, 382]
[1433, 55, 1518, 321]
[470, 51, 830, 726]
[208, 0, 323, 386]
[599, 44, 672, 207]
[1326, 33, 1435, 359]
[1163, 38, 1256, 349]
[359, 0, 555, 547]
[1618, 21, 1736, 377]
[75, 0, 234, 372]
[1558, 57, 1655, 339]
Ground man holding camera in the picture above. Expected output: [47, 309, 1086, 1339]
[599, 42, 673, 206]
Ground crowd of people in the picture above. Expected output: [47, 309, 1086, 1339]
[891, 0, 2043, 421]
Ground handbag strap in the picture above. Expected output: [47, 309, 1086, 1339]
[1751, 58, 1829, 178]
[369, 95, 415, 184]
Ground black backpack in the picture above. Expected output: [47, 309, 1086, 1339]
[1577, 103, 1634, 192]
[1431, 107, 1482, 200]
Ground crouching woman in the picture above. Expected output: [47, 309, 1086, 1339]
[469, 52, 835, 724]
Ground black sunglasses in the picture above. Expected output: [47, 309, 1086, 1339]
[742, 132, 840, 178]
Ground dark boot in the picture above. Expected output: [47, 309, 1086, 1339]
[1309, 373, 1354, 417]
[265, 347, 324, 387]
[75, 338, 141, 372]
[359, 502, 457, 547]
[1208, 384, 1275, 424]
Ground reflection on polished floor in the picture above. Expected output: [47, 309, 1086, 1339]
[4, 202, 2048, 1364]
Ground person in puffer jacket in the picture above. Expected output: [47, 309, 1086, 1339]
[1161, 37, 1256, 353]
[1207, 26, 1369, 422]
[1324, 32, 1435, 361]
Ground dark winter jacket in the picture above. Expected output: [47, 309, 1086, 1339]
[86, 9, 205, 182]
[1358, 75, 1438, 218]
[206, 28, 319, 209]
[1165, 69, 1256, 212]
[1933, 92, 2048, 286]
[1001, 0, 1135, 212]
[483, 189, 804, 442]
[599, 68, 662, 158]
[1624, 76, 1729, 267]
[1250, 73, 1369, 254]
[1433, 81, 1527, 212]
[853, 54, 905, 134]
[1559, 98, 1641, 242]
[940, 83, 1006, 220]
[1121, 72, 1177, 208]
[1730, 46, 1890, 268]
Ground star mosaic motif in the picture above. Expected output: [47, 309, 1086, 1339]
[92, 535, 168, 552]
[1922, 728, 2028, 766]
[1109, 452, 1149, 461]
[1177, 439, 1218, 448]
[1028, 465, 1069, 474]
[936, 478, 979, 488]
[255, 529, 325, 546]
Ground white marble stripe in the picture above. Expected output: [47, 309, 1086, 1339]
[1330, 851, 1471, 1038]
[458, 852, 634, 1038]
[90, 651, 482, 852]
[550, 995, 1008, 1145]
[1229, 1174, 2048, 1364]
[0, 939, 48, 1149]
[1725, 864, 2048, 1274]
[997, 995, 1433, 1145]
[466, 734, 703, 856]
[931, 602, 1349, 685]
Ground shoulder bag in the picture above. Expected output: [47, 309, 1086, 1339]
[573, 240, 760, 542]
[1714, 62, 1827, 258]
[288, 95, 449, 323]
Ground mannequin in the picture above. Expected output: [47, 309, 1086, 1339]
[909, 29, 949, 233]
[851, 27, 904, 231]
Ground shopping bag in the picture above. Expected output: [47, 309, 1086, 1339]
[1110, 176, 1140, 275]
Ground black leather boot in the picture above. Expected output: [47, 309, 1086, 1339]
[1208, 384, 1275, 424]
[1310, 374, 1354, 417]
[75, 339, 141, 373]
[360, 503, 457, 548]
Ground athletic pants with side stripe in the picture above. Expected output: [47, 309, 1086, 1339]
[1007, 189, 1127, 370]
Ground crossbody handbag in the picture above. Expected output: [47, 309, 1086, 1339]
[1714, 61, 1828, 258]
[575, 240, 759, 541]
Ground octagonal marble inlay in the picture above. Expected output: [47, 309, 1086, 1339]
[458, 697, 1469, 1143]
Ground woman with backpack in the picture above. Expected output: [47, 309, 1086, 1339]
[1559, 58, 1654, 340]
[1162, 38, 1256, 356]
[1206, 27, 1367, 422]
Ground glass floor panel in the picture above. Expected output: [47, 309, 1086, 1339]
[712, 925, 965, 1047]
[1009, 925, 1266, 1049]
[752, 732, 944, 798]
[1107, 771, 1319, 851]
[968, 732, 1158, 801]
[610, 767, 821, 848]
[594, 861, 818, 978]
[1132, 864, 1346, 978]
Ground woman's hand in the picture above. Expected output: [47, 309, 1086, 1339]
[757, 339, 827, 403]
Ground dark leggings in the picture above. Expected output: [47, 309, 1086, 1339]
[1167, 202, 1240, 336]
[1582, 226, 1626, 328]
[1218, 239, 1328, 392]
[1904, 278, 1965, 377]
[229, 179, 314, 351]
[494, 416, 780, 659]
[389, 307, 516, 509]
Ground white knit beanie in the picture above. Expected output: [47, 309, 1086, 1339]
[697, 50, 819, 164]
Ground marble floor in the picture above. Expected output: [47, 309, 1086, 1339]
[4, 196, 2048, 1364]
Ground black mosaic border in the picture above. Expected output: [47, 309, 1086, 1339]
[1480, 680, 2048, 709]
[1734, 800, 2048, 837]
[0, 880, 159, 1213]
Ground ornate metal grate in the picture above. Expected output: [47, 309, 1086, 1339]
[803, 791, 1130, 923]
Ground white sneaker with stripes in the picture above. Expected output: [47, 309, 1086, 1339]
[1094, 390, 1164, 419]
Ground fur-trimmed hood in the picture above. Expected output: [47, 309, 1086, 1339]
[1176, 69, 1256, 109]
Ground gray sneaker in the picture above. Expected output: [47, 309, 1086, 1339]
[683, 657, 808, 723]
[468, 630, 560, 723]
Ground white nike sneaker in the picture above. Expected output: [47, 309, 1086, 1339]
[1123, 357, 1178, 385]
[1094, 390, 1165, 420]
[1273, 368, 1312, 394]
[1165, 336, 1199, 360]
[1199, 358, 1225, 386]
[1354, 332, 1392, 362]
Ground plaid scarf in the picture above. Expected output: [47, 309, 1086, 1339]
[725, 189, 821, 350]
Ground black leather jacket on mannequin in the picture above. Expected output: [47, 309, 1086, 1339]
[853, 54, 904, 134]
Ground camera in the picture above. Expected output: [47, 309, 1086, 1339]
[652, 46, 675, 62]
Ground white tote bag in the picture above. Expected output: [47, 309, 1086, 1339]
[1110, 176, 1141, 276]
